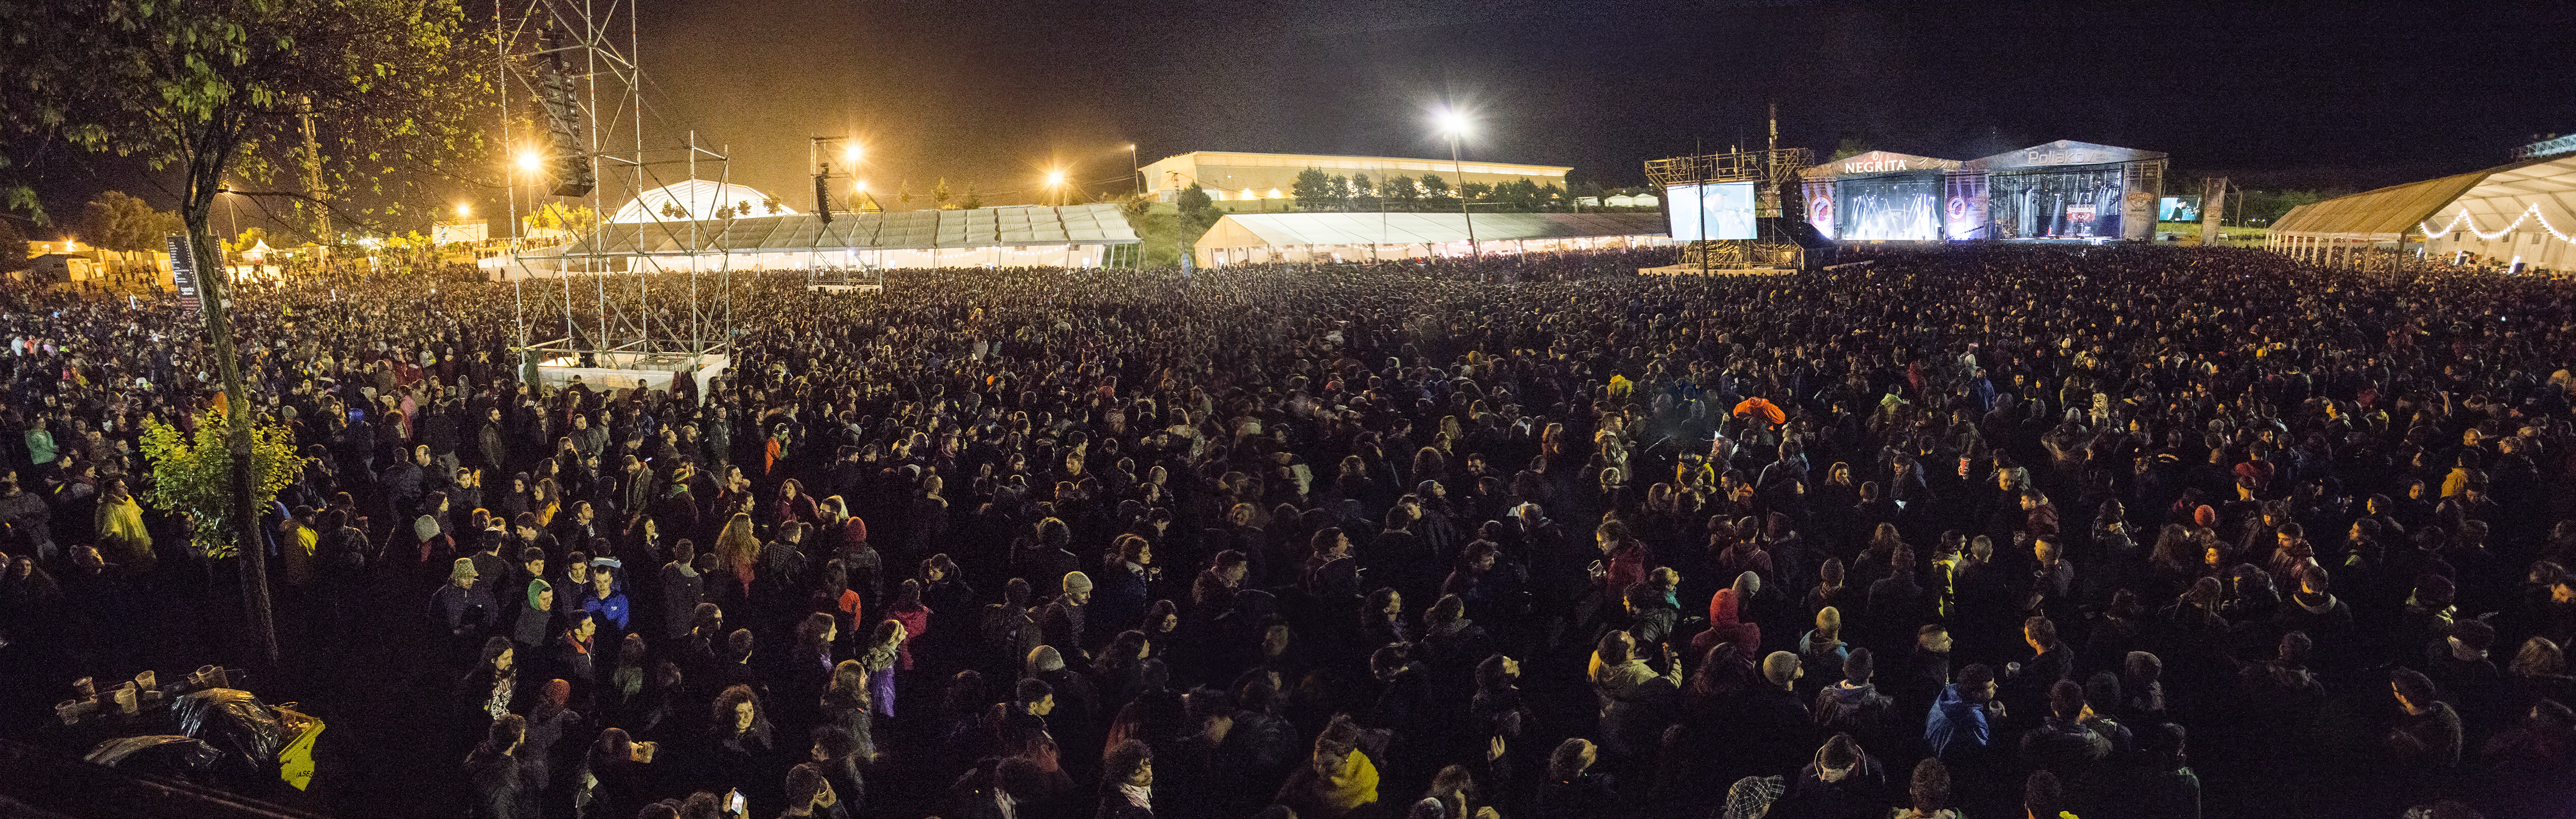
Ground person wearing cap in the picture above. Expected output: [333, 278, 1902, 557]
[430, 556, 500, 655]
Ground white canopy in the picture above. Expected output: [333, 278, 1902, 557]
[610, 180, 795, 223]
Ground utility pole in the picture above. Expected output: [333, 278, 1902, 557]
[300, 96, 329, 241]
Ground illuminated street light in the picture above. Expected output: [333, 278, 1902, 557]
[1045, 170, 1066, 206]
[516, 151, 543, 172]
[843, 144, 863, 166]
[1434, 106, 1479, 258]
[456, 203, 472, 218]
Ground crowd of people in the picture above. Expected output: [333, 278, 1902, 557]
[0, 244, 2572, 819]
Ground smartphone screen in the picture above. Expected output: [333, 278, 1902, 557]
[728, 793, 745, 814]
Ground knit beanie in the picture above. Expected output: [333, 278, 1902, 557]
[1028, 645, 1066, 673]
[450, 557, 478, 583]
[1062, 571, 1094, 596]
[1763, 651, 1802, 686]
[2192, 505, 2217, 529]
[416, 515, 442, 543]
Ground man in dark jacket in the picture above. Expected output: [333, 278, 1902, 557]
[1090, 537, 1153, 639]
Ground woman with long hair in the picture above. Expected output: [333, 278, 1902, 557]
[820, 659, 877, 763]
[713, 512, 761, 601]
[459, 636, 519, 740]
[856, 620, 908, 719]
[776, 478, 820, 529]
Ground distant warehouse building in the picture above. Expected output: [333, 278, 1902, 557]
[1142, 151, 1569, 207]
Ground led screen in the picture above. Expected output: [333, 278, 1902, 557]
[1988, 167, 2125, 240]
[1664, 182, 1757, 241]
[1803, 181, 1837, 240]
[2158, 196, 2201, 221]
[1838, 174, 1942, 241]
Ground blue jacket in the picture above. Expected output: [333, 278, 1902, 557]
[582, 580, 630, 632]
[1923, 682, 1990, 759]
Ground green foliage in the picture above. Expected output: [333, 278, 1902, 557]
[226, 226, 268, 254]
[1291, 168, 1333, 212]
[524, 203, 598, 236]
[0, 0, 495, 234]
[1419, 174, 1450, 198]
[1385, 176, 1420, 209]
[1458, 181, 1492, 201]
[961, 183, 981, 211]
[78, 191, 185, 251]
[138, 413, 300, 559]
[1829, 136, 1875, 162]
[931, 178, 953, 209]
[0, 219, 27, 272]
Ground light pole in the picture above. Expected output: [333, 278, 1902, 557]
[1127, 144, 1142, 198]
[1438, 109, 1478, 259]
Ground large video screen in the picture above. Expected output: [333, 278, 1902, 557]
[1664, 182, 1757, 241]
[1839, 174, 1942, 241]
[2159, 196, 2201, 221]
[1988, 167, 2125, 240]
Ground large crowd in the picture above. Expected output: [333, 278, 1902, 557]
[0, 244, 2572, 819]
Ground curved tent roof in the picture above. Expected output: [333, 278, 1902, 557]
[2271, 154, 2576, 242]
[610, 181, 794, 223]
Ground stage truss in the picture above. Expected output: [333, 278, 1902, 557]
[1645, 145, 1814, 270]
[495, 0, 738, 384]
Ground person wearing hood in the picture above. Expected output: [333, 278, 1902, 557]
[582, 557, 629, 634]
[1815, 648, 1898, 748]
[433, 556, 501, 652]
[1780, 733, 1889, 819]
[515, 578, 558, 651]
[1926, 663, 2003, 768]
[1691, 573, 1764, 663]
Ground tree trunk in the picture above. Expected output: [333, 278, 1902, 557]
[185, 154, 280, 668]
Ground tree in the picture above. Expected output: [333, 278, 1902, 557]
[1420, 174, 1450, 200]
[931, 178, 953, 209]
[1459, 181, 1492, 202]
[138, 413, 301, 560]
[1538, 182, 1567, 211]
[763, 196, 782, 215]
[226, 227, 268, 256]
[1386, 176, 1420, 211]
[0, 219, 26, 273]
[525, 203, 599, 237]
[78, 191, 185, 251]
[960, 183, 982, 211]
[1291, 168, 1334, 212]
[1, 0, 491, 666]
[1829, 136, 1875, 162]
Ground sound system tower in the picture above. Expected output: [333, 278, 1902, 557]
[531, 26, 595, 198]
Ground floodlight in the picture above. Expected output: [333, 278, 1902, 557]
[516, 151, 543, 172]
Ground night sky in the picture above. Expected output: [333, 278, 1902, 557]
[22, 0, 2576, 236]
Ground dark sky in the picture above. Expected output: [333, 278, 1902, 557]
[26, 0, 2576, 236]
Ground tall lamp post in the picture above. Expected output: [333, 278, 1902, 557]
[1438, 109, 1478, 259]
[1127, 144, 1142, 198]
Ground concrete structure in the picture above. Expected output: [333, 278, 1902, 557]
[1142, 151, 1569, 206]
[1194, 211, 1667, 266]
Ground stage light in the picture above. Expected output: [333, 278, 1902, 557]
[1047, 171, 1066, 186]
[456, 203, 472, 217]
[516, 151, 543, 172]
[853, 180, 868, 193]
[843, 144, 863, 165]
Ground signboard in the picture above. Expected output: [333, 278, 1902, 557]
[1801, 151, 1963, 179]
[165, 234, 201, 313]
[1966, 140, 2169, 170]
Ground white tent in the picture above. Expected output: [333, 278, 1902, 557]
[2268, 153, 2576, 272]
[610, 181, 796, 223]
[1194, 211, 1669, 266]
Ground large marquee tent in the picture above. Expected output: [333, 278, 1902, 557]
[2267, 153, 2576, 274]
[1193, 212, 1669, 266]
[497, 203, 1141, 276]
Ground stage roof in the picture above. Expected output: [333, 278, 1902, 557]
[2271, 154, 2576, 242]
[1196, 212, 1665, 251]
[1801, 150, 1963, 179]
[610, 180, 794, 223]
[1966, 140, 2169, 171]
[541, 204, 1139, 258]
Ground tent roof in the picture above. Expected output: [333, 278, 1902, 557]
[1965, 140, 2169, 170]
[540, 204, 1138, 259]
[610, 180, 794, 223]
[2271, 154, 2576, 242]
[2415, 154, 2576, 245]
[1195, 212, 1665, 251]
[1801, 150, 1963, 179]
